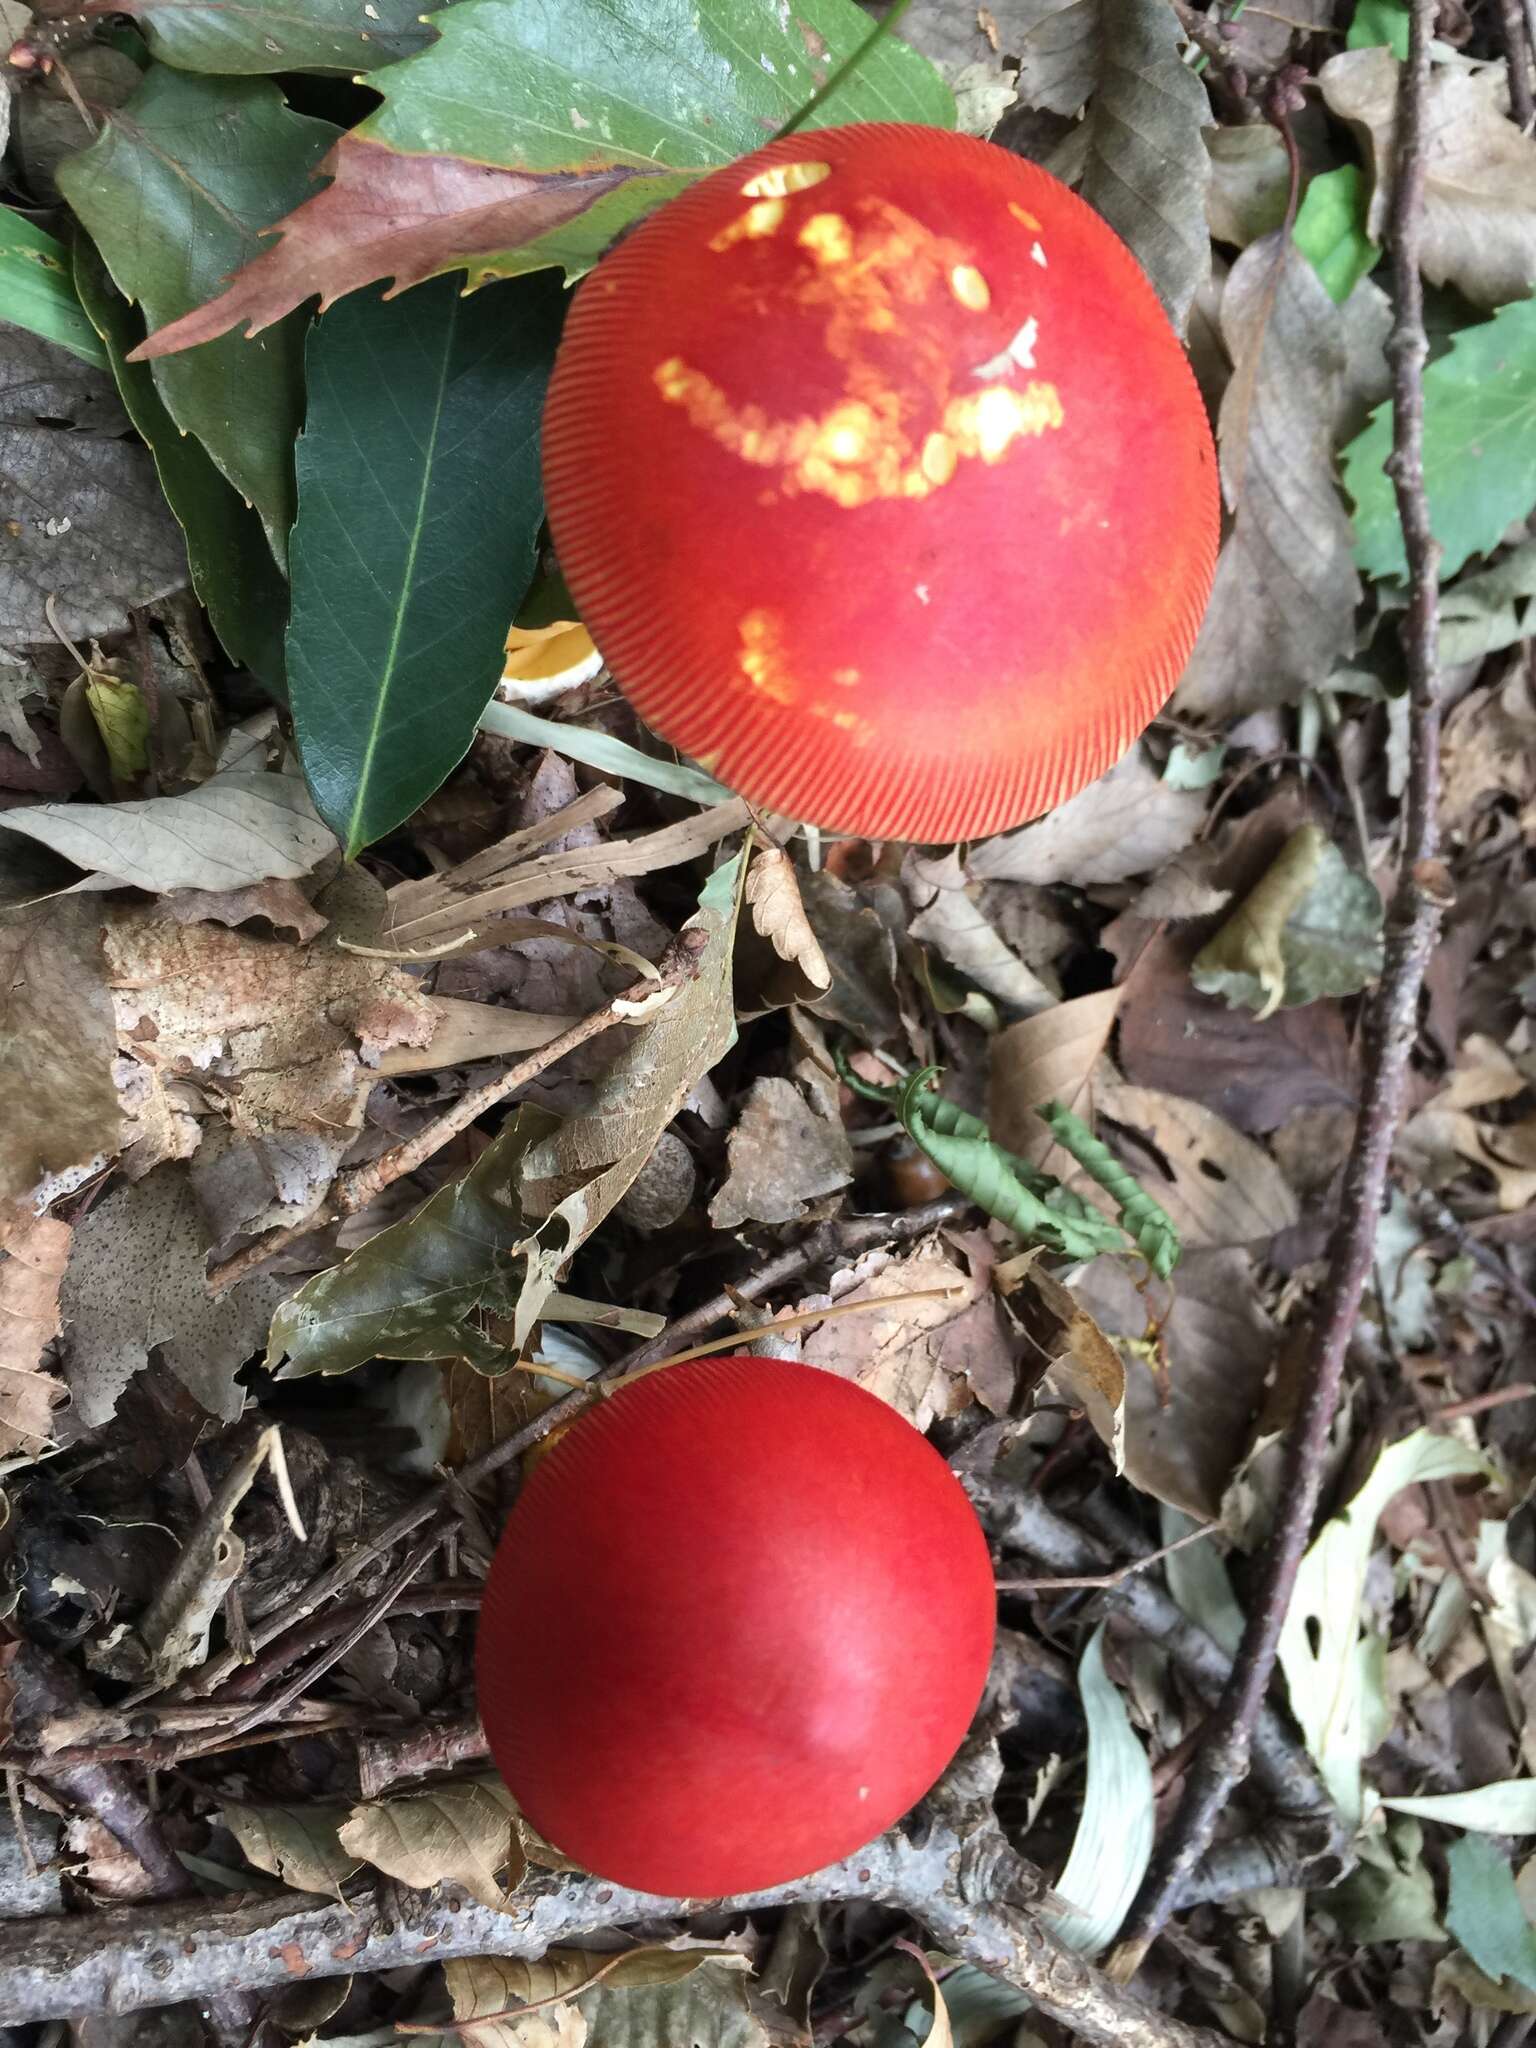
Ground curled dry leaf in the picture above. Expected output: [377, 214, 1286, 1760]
[968, 751, 1207, 887]
[907, 850, 1056, 1012]
[741, 845, 831, 1011]
[709, 1077, 852, 1230]
[1174, 233, 1359, 723]
[1002, 1252, 1126, 1471]
[0, 1212, 70, 1463]
[1191, 823, 1384, 1019]
[337, 1778, 526, 1913]
[1319, 46, 1536, 310]
[223, 1802, 360, 1896]
[375, 996, 579, 1078]
[448, 1954, 589, 2048]
[799, 1237, 1015, 1427]
[1073, 1247, 1279, 1521]
[1097, 1080, 1300, 1251]
[987, 985, 1123, 1173]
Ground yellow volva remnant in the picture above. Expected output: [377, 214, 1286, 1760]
[737, 609, 798, 704]
[709, 197, 788, 252]
[742, 161, 831, 198]
[798, 211, 855, 265]
[1008, 203, 1042, 231]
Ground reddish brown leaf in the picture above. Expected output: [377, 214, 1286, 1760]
[133, 138, 648, 359]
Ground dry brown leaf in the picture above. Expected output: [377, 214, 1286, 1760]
[988, 986, 1123, 1172]
[1098, 1081, 1300, 1249]
[1074, 1247, 1278, 1520]
[968, 751, 1207, 886]
[741, 846, 831, 1011]
[1004, 1254, 1126, 1470]
[1174, 233, 1359, 722]
[58, 1163, 285, 1426]
[0, 898, 121, 1209]
[375, 996, 579, 1077]
[337, 1778, 526, 1912]
[798, 1238, 1013, 1427]
[0, 1212, 69, 1462]
[386, 797, 748, 952]
[907, 850, 1055, 1012]
[447, 1956, 589, 2048]
[1439, 664, 1536, 841]
[158, 878, 328, 941]
[1320, 47, 1536, 308]
[709, 1078, 852, 1230]
[1401, 1105, 1536, 1211]
[796, 868, 906, 1044]
[223, 1802, 360, 1896]
[104, 908, 436, 1150]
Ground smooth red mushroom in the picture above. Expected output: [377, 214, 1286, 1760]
[541, 122, 1218, 845]
[476, 1355, 996, 1895]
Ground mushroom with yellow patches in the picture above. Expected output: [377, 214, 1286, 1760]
[541, 123, 1218, 845]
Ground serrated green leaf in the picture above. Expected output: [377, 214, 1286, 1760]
[1032, 1098, 1180, 1278]
[57, 67, 338, 565]
[268, 1104, 559, 1378]
[1447, 1836, 1536, 1994]
[1347, 0, 1410, 55]
[288, 270, 561, 852]
[125, 0, 446, 75]
[0, 211, 107, 368]
[72, 244, 287, 688]
[1293, 166, 1376, 304]
[1344, 295, 1536, 583]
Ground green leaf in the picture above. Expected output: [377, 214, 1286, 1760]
[268, 1104, 559, 1378]
[0, 211, 107, 368]
[1033, 1098, 1181, 1278]
[57, 67, 338, 565]
[1347, 0, 1411, 56]
[125, 0, 446, 75]
[1048, 1624, 1154, 1955]
[136, 0, 955, 359]
[1447, 1835, 1536, 1994]
[288, 270, 561, 853]
[478, 701, 733, 807]
[72, 243, 287, 688]
[1344, 294, 1536, 583]
[1293, 166, 1376, 304]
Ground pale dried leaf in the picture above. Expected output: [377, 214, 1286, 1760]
[338, 1779, 526, 1912]
[908, 851, 1055, 1011]
[1045, 0, 1211, 327]
[512, 854, 745, 1345]
[158, 879, 328, 940]
[0, 770, 336, 892]
[375, 997, 578, 1077]
[105, 908, 436, 1142]
[709, 1077, 852, 1229]
[799, 1240, 1011, 1427]
[1009, 1257, 1126, 1472]
[578, 1959, 769, 2048]
[1174, 234, 1359, 721]
[1205, 125, 1291, 248]
[1098, 1081, 1300, 1248]
[1320, 47, 1536, 308]
[988, 986, 1123, 1173]
[1074, 1248, 1277, 1519]
[743, 846, 830, 1008]
[0, 1211, 70, 1461]
[57, 1163, 285, 1426]
[968, 751, 1207, 886]
[447, 1956, 589, 2048]
[224, 1802, 360, 1895]
[0, 898, 121, 1207]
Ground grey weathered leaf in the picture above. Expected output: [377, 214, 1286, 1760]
[1205, 126, 1291, 249]
[709, 1077, 852, 1229]
[224, 1802, 361, 1895]
[1320, 47, 1536, 310]
[0, 420, 186, 642]
[1191, 824, 1385, 1015]
[968, 750, 1207, 885]
[1097, 1081, 1300, 1249]
[1434, 539, 1536, 666]
[1174, 233, 1359, 720]
[0, 770, 337, 892]
[908, 850, 1055, 1011]
[0, 322, 129, 437]
[0, 1213, 70, 1465]
[0, 897, 120, 1207]
[578, 1960, 770, 2048]
[1044, 0, 1211, 327]
[57, 1163, 284, 1425]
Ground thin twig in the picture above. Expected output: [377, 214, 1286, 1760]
[995, 1519, 1217, 1593]
[205, 935, 707, 1296]
[1116, 0, 1445, 1963]
[1496, 0, 1534, 129]
[1437, 1382, 1536, 1422]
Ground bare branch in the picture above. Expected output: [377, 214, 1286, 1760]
[1116, 0, 1446, 1959]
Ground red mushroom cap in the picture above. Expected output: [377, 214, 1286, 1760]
[542, 122, 1218, 845]
[476, 1356, 996, 1895]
